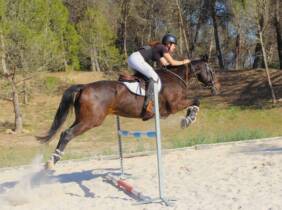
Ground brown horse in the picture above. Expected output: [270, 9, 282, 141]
[37, 55, 220, 169]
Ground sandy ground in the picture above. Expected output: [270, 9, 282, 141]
[0, 137, 282, 210]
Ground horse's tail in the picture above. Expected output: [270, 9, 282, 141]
[36, 84, 85, 144]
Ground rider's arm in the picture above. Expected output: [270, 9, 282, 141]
[159, 57, 170, 66]
[162, 52, 190, 66]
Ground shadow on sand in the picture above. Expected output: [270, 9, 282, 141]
[0, 167, 128, 199]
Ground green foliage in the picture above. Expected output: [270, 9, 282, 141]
[171, 134, 208, 148]
[0, 0, 80, 72]
[78, 6, 123, 71]
[48, 0, 80, 70]
[64, 24, 80, 70]
[0, 0, 5, 19]
[171, 128, 270, 148]
[233, 0, 247, 10]
[0, 0, 280, 72]
[216, 128, 269, 142]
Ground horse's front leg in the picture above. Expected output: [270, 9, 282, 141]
[180, 98, 200, 129]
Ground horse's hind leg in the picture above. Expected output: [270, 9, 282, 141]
[46, 121, 93, 169]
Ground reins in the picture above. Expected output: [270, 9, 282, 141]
[162, 65, 189, 88]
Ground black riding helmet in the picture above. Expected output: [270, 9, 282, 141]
[162, 34, 177, 45]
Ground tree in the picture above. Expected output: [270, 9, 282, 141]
[119, 0, 131, 58]
[0, 0, 23, 133]
[273, 0, 282, 69]
[175, 0, 191, 57]
[190, 0, 206, 57]
[210, 0, 225, 70]
[0, 0, 80, 132]
[231, 0, 246, 69]
[78, 6, 122, 71]
[48, 0, 80, 70]
[255, 0, 277, 104]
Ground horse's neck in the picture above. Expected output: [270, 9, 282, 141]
[157, 66, 190, 81]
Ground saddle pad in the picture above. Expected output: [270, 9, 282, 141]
[122, 81, 145, 96]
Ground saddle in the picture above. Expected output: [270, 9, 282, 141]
[118, 72, 147, 94]
[118, 74, 138, 81]
[118, 72, 147, 82]
[118, 72, 154, 120]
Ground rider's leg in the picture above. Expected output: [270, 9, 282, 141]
[128, 52, 161, 115]
[144, 78, 154, 108]
[128, 52, 161, 91]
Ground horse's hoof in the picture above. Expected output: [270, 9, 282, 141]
[45, 160, 55, 171]
[180, 118, 189, 129]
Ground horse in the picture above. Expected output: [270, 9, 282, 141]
[37, 55, 220, 169]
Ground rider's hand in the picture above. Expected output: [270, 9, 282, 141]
[183, 59, 190, 64]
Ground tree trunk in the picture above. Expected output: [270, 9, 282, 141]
[121, 0, 130, 59]
[210, 1, 225, 70]
[259, 30, 277, 104]
[253, 15, 265, 69]
[190, 0, 205, 56]
[267, 44, 274, 63]
[63, 58, 68, 70]
[90, 47, 96, 71]
[274, 0, 282, 69]
[19, 50, 30, 104]
[252, 42, 265, 68]
[93, 47, 101, 72]
[148, 22, 152, 42]
[178, 22, 183, 55]
[235, 33, 241, 70]
[122, 9, 128, 59]
[176, 0, 191, 58]
[209, 36, 213, 62]
[61, 35, 68, 71]
[23, 80, 28, 105]
[0, 33, 8, 75]
[10, 74, 23, 132]
[1, 32, 23, 132]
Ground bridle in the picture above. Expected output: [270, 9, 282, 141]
[189, 61, 216, 89]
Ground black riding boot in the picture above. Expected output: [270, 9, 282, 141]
[142, 78, 155, 120]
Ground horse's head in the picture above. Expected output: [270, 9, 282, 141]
[190, 55, 220, 95]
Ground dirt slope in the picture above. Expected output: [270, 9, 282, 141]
[188, 68, 282, 107]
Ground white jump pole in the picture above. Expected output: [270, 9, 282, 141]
[113, 81, 172, 205]
[153, 81, 166, 203]
[116, 116, 124, 176]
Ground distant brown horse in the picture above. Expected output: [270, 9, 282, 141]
[37, 55, 220, 169]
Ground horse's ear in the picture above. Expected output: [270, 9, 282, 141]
[201, 54, 209, 62]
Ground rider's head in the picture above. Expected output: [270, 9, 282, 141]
[162, 34, 177, 53]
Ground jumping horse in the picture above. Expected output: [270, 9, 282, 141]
[37, 55, 220, 169]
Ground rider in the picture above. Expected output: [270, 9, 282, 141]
[127, 33, 191, 119]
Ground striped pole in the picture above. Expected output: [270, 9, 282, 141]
[104, 174, 151, 202]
